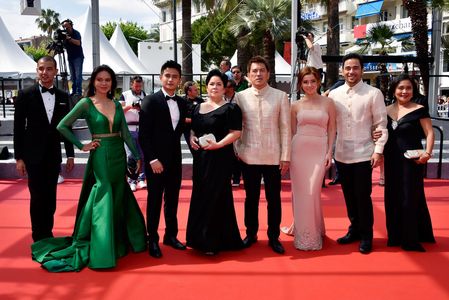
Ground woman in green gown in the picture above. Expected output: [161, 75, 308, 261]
[31, 65, 147, 272]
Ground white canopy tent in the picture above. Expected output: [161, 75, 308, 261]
[109, 25, 153, 91]
[0, 16, 37, 78]
[75, 6, 135, 75]
[109, 25, 150, 75]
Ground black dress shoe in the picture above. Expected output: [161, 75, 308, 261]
[163, 237, 187, 250]
[359, 240, 372, 254]
[328, 178, 341, 185]
[337, 232, 360, 244]
[149, 241, 162, 258]
[269, 239, 285, 254]
[242, 235, 258, 248]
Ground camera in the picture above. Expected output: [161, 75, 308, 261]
[54, 28, 68, 42]
[46, 29, 68, 55]
[295, 27, 308, 61]
[132, 100, 141, 109]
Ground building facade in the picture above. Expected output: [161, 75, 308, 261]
[153, 0, 208, 42]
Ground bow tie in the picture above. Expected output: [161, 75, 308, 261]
[165, 95, 176, 101]
[41, 86, 55, 95]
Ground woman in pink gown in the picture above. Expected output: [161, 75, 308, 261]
[289, 67, 336, 250]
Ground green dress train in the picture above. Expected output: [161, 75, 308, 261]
[31, 97, 147, 272]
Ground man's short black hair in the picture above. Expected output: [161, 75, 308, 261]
[160, 60, 182, 76]
[61, 19, 73, 26]
[342, 53, 364, 68]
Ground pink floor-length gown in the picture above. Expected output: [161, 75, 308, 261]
[290, 109, 328, 250]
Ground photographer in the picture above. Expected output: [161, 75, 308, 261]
[302, 32, 324, 83]
[120, 76, 147, 192]
[62, 19, 84, 96]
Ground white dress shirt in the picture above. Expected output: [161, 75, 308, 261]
[328, 80, 388, 164]
[235, 85, 291, 165]
[162, 88, 180, 130]
[120, 89, 145, 131]
[40, 84, 55, 123]
[307, 43, 324, 69]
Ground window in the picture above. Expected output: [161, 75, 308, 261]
[352, 16, 358, 29]
[162, 11, 167, 23]
[339, 18, 344, 32]
[380, 10, 388, 21]
[401, 5, 409, 18]
[443, 22, 449, 35]
[323, 22, 328, 33]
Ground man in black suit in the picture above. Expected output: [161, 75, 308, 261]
[139, 60, 188, 258]
[14, 56, 75, 242]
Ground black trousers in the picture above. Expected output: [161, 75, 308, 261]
[26, 160, 60, 241]
[145, 163, 182, 243]
[232, 155, 241, 184]
[336, 160, 374, 240]
[241, 163, 282, 240]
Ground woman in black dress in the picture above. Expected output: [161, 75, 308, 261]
[384, 74, 436, 252]
[186, 69, 243, 255]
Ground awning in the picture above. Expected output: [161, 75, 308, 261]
[393, 33, 412, 40]
[355, 0, 384, 19]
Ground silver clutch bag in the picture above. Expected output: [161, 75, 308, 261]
[403, 149, 424, 159]
[198, 133, 216, 147]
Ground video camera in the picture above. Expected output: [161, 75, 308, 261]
[295, 27, 308, 61]
[46, 28, 68, 55]
[295, 27, 307, 44]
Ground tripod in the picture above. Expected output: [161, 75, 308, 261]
[290, 36, 307, 101]
[55, 50, 69, 94]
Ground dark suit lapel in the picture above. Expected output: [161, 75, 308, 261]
[32, 84, 51, 125]
[173, 96, 184, 132]
[51, 89, 68, 126]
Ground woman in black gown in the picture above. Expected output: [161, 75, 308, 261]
[384, 74, 436, 252]
[186, 69, 243, 255]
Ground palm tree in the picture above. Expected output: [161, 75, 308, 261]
[359, 24, 395, 54]
[182, 0, 193, 82]
[35, 9, 60, 38]
[403, 0, 430, 96]
[228, 0, 290, 86]
[182, 0, 218, 80]
[325, 0, 340, 89]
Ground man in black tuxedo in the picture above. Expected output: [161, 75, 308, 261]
[14, 56, 75, 242]
[139, 60, 188, 258]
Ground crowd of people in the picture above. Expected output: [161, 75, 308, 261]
[14, 50, 436, 272]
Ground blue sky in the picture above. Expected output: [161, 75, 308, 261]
[0, 0, 161, 40]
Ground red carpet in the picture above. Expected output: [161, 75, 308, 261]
[1, 171, 448, 300]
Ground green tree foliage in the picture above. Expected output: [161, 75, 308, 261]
[101, 21, 149, 55]
[35, 8, 60, 38]
[192, 12, 237, 70]
[24, 43, 49, 62]
[228, 0, 291, 85]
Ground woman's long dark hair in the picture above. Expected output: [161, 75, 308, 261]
[85, 64, 117, 99]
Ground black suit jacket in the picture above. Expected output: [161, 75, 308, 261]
[139, 90, 187, 168]
[13, 83, 74, 165]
